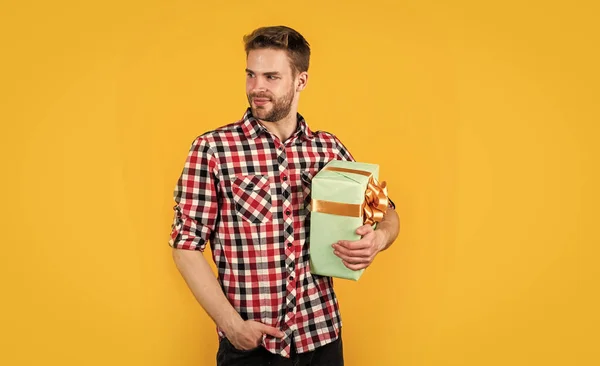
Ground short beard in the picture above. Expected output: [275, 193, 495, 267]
[248, 85, 295, 122]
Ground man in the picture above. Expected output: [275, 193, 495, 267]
[169, 25, 400, 366]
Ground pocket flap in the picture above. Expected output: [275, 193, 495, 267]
[233, 174, 270, 191]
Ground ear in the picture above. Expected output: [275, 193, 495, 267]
[296, 71, 308, 92]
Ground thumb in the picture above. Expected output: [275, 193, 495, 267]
[258, 323, 285, 338]
[356, 224, 374, 236]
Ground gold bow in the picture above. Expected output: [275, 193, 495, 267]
[310, 166, 389, 225]
[363, 176, 389, 225]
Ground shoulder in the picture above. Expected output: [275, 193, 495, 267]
[196, 120, 244, 144]
[312, 130, 355, 161]
[312, 130, 351, 149]
[187, 118, 246, 152]
[312, 130, 343, 144]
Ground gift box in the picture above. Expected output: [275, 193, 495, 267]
[308, 160, 389, 280]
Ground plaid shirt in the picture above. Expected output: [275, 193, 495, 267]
[169, 108, 395, 357]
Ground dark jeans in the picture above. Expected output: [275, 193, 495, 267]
[216, 333, 344, 366]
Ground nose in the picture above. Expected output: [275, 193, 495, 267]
[249, 76, 267, 93]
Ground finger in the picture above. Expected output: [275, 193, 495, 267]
[356, 224, 374, 236]
[236, 339, 260, 351]
[335, 236, 375, 251]
[333, 250, 371, 265]
[257, 323, 285, 338]
[332, 243, 372, 258]
[342, 260, 369, 271]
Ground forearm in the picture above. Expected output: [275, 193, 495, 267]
[375, 207, 400, 251]
[171, 248, 242, 333]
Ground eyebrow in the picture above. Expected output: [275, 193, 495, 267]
[245, 68, 281, 76]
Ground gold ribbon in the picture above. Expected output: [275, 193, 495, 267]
[311, 166, 389, 225]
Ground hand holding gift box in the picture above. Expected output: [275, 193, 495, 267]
[308, 160, 390, 280]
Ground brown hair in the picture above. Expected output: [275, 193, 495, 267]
[243, 25, 311, 75]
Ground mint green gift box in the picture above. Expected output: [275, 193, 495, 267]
[308, 159, 387, 281]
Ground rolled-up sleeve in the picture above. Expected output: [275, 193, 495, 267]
[169, 136, 220, 251]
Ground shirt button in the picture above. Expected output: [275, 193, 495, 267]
[282, 175, 288, 181]
[285, 209, 291, 216]
[289, 276, 293, 281]
[279, 145, 284, 151]
[287, 242, 292, 248]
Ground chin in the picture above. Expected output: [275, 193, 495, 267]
[252, 107, 270, 118]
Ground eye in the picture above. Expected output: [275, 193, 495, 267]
[246, 72, 255, 78]
[267, 75, 279, 80]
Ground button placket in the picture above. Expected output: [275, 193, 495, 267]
[276, 143, 297, 333]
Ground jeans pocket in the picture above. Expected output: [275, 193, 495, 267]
[217, 337, 264, 366]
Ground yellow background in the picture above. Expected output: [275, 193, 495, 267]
[1, 0, 599, 365]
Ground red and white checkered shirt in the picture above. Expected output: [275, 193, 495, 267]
[169, 108, 394, 357]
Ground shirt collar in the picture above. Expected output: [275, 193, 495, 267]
[241, 108, 315, 142]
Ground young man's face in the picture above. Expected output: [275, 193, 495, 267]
[245, 48, 298, 123]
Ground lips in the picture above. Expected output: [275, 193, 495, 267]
[253, 98, 270, 106]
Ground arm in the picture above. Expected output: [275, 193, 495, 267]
[169, 137, 283, 350]
[172, 249, 283, 349]
[330, 134, 401, 269]
[171, 248, 243, 334]
[333, 206, 400, 270]
[373, 206, 400, 252]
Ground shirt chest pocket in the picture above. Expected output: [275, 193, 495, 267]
[231, 174, 273, 224]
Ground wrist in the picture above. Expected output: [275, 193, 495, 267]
[375, 226, 389, 252]
[220, 312, 244, 335]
